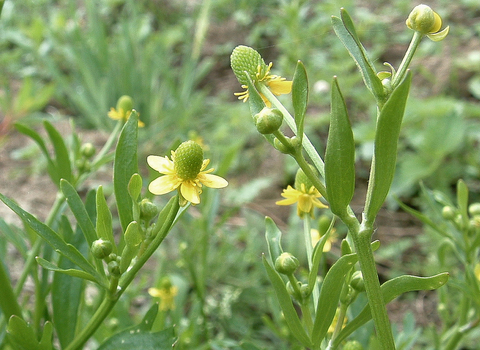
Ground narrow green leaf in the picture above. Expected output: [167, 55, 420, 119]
[265, 217, 283, 263]
[61, 179, 98, 247]
[120, 221, 142, 273]
[96, 185, 116, 253]
[364, 72, 412, 222]
[52, 215, 86, 349]
[456, 179, 469, 229]
[333, 273, 449, 347]
[0, 192, 99, 280]
[262, 255, 313, 348]
[312, 253, 358, 346]
[332, 10, 385, 102]
[128, 173, 143, 202]
[36, 257, 96, 282]
[43, 120, 73, 183]
[292, 60, 308, 138]
[325, 77, 355, 216]
[114, 110, 139, 232]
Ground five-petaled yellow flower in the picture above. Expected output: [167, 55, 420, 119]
[148, 140, 228, 205]
[148, 282, 179, 311]
[276, 183, 328, 218]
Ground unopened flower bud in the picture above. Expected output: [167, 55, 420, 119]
[469, 203, 480, 217]
[139, 199, 159, 222]
[275, 252, 299, 275]
[80, 142, 96, 159]
[75, 158, 91, 173]
[350, 271, 365, 292]
[107, 260, 121, 277]
[406, 4, 441, 34]
[342, 340, 364, 350]
[116, 95, 134, 114]
[254, 107, 283, 134]
[174, 141, 204, 180]
[441, 206, 456, 220]
[91, 239, 113, 259]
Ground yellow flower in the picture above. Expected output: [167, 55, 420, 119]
[231, 45, 292, 107]
[276, 183, 328, 218]
[234, 63, 292, 107]
[108, 95, 145, 127]
[148, 285, 179, 311]
[147, 140, 228, 205]
[310, 228, 338, 252]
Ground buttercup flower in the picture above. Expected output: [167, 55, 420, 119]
[108, 95, 145, 127]
[231, 45, 292, 107]
[406, 4, 449, 41]
[276, 167, 328, 218]
[148, 278, 179, 311]
[147, 140, 228, 205]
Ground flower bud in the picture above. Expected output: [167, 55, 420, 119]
[350, 271, 365, 292]
[441, 206, 456, 221]
[469, 203, 480, 217]
[230, 45, 269, 85]
[107, 260, 121, 277]
[139, 199, 159, 222]
[75, 158, 91, 173]
[275, 252, 299, 275]
[91, 239, 113, 259]
[174, 140, 204, 180]
[116, 95, 134, 114]
[254, 107, 283, 134]
[80, 142, 96, 159]
[406, 4, 441, 34]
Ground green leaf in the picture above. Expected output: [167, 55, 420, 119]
[36, 257, 96, 282]
[312, 253, 358, 346]
[245, 74, 265, 118]
[265, 217, 283, 263]
[52, 215, 86, 349]
[333, 273, 449, 347]
[120, 221, 142, 273]
[0, 192, 100, 282]
[332, 9, 385, 102]
[456, 179, 469, 230]
[43, 120, 73, 183]
[97, 305, 175, 350]
[364, 72, 412, 223]
[128, 173, 143, 202]
[96, 185, 116, 253]
[262, 255, 313, 348]
[61, 179, 98, 248]
[292, 60, 308, 138]
[325, 77, 355, 216]
[114, 110, 139, 232]
[7, 317, 53, 350]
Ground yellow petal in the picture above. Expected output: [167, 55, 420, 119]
[147, 155, 174, 174]
[427, 26, 450, 42]
[148, 175, 180, 195]
[148, 287, 162, 297]
[276, 198, 298, 206]
[298, 194, 313, 214]
[198, 173, 228, 189]
[108, 108, 121, 120]
[268, 80, 293, 95]
[180, 182, 201, 204]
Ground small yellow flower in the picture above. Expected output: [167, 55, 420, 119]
[231, 45, 292, 107]
[276, 183, 328, 218]
[147, 141, 228, 205]
[108, 95, 145, 127]
[310, 228, 338, 252]
[148, 285, 179, 311]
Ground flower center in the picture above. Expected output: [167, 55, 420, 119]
[174, 141, 204, 180]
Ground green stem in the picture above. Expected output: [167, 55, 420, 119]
[392, 31, 423, 88]
[303, 216, 319, 310]
[259, 84, 325, 179]
[352, 221, 396, 350]
[294, 152, 328, 201]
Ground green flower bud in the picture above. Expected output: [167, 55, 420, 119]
[107, 260, 121, 277]
[174, 141, 204, 180]
[75, 158, 91, 173]
[108, 253, 117, 262]
[350, 271, 365, 292]
[91, 239, 113, 259]
[406, 5, 441, 34]
[275, 252, 299, 275]
[294, 165, 317, 191]
[441, 206, 456, 220]
[116, 95, 134, 114]
[80, 142, 96, 158]
[230, 45, 269, 85]
[342, 340, 364, 350]
[469, 203, 480, 217]
[139, 199, 159, 222]
[254, 107, 283, 134]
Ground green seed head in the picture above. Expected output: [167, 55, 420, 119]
[116, 95, 134, 113]
[174, 141, 204, 180]
[230, 45, 269, 85]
